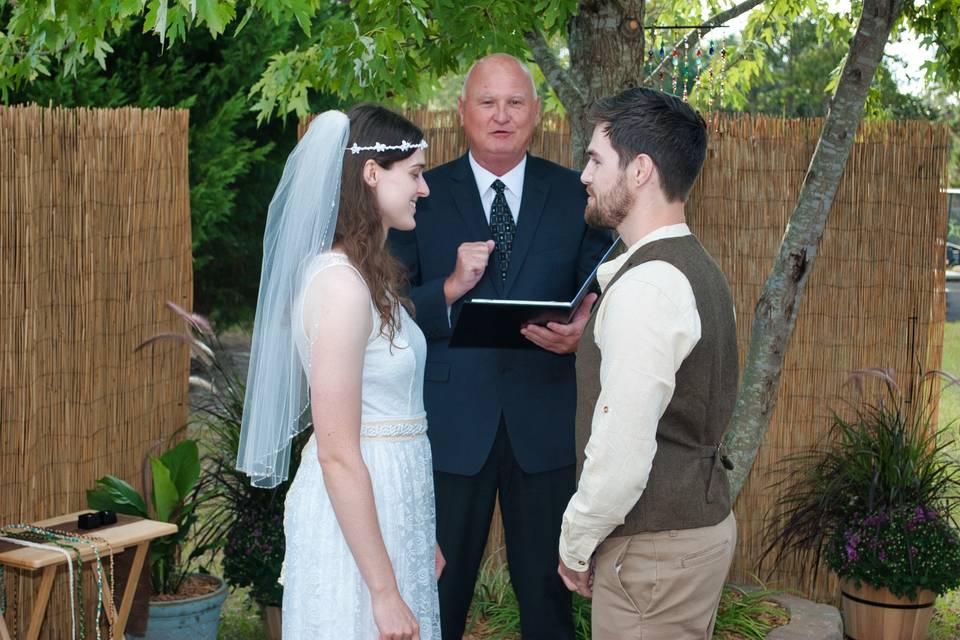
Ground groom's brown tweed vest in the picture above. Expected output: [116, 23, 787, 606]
[575, 234, 738, 535]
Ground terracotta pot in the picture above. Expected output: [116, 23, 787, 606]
[840, 579, 936, 640]
[263, 604, 282, 640]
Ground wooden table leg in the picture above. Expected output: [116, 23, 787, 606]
[0, 612, 12, 640]
[114, 541, 148, 637]
[99, 574, 118, 639]
[25, 565, 56, 640]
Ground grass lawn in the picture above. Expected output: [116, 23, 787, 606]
[939, 321, 960, 430]
[929, 321, 960, 639]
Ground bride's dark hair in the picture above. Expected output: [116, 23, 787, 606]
[335, 104, 424, 343]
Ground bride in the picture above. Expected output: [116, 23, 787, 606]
[237, 104, 442, 639]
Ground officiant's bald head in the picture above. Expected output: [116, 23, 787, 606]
[458, 53, 541, 176]
[461, 54, 538, 101]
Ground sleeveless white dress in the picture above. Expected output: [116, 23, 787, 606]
[281, 252, 441, 638]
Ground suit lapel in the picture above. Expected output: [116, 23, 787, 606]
[450, 153, 502, 296]
[503, 155, 548, 295]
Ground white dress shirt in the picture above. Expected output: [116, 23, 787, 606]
[468, 151, 525, 223]
[559, 223, 703, 570]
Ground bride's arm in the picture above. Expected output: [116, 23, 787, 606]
[303, 267, 418, 636]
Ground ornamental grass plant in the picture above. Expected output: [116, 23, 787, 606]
[142, 301, 309, 606]
[762, 368, 960, 599]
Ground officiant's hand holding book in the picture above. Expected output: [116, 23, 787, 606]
[448, 237, 620, 350]
[520, 291, 597, 353]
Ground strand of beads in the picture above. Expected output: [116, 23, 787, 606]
[6, 524, 112, 640]
[694, 30, 704, 95]
[718, 46, 728, 105]
[708, 41, 718, 109]
[7, 564, 19, 639]
[0, 524, 113, 640]
[44, 526, 117, 631]
[0, 535, 78, 640]
[671, 46, 681, 94]
[658, 37, 666, 85]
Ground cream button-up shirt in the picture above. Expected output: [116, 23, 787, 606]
[559, 223, 702, 570]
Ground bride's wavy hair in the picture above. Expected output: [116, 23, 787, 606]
[335, 103, 423, 343]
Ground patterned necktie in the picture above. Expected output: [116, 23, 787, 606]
[489, 179, 516, 283]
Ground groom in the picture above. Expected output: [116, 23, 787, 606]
[558, 88, 738, 638]
[390, 53, 610, 638]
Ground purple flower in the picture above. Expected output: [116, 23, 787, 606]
[909, 546, 918, 558]
[845, 532, 861, 562]
[878, 550, 888, 562]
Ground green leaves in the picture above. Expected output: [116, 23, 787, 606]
[148, 438, 201, 522]
[150, 457, 180, 522]
[86, 475, 149, 518]
[3, 0, 960, 120]
[196, 0, 236, 36]
[86, 436, 204, 594]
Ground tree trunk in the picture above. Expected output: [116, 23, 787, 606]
[565, 0, 645, 160]
[530, 0, 767, 164]
[724, 0, 905, 497]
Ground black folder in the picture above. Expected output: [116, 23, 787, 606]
[449, 238, 621, 349]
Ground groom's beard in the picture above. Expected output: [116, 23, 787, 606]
[585, 177, 632, 230]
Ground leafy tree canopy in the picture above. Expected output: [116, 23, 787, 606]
[2, 1, 957, 124]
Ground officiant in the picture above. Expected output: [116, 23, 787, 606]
[389, 53, 610, 639]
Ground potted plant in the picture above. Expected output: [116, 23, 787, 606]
[87, 436, 228, 639]
[160, 301, 307, 640]
[762, 368, 960, 640]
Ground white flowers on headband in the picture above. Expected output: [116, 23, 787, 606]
[347, 139, 429, 155]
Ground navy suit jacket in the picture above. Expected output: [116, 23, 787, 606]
[389, 153, 611, 476]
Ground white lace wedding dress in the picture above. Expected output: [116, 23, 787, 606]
[281, 252, 441, 638]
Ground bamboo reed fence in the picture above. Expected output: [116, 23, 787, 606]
[0, 105, 192, 639]
[305, 108, 949, 602]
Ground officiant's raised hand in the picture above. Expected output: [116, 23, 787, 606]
[443, 240, 495, 305]
[521, 292, 598, 354]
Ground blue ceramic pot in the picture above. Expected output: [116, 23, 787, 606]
[126, 575, 228, 640]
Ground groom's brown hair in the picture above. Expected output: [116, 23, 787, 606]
[589, 88, 707, 203]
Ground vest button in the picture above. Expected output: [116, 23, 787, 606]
[602, 405, 609, 413]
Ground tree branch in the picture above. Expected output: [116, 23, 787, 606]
[724, 0, 907, 499]
[642, 0, 766, 86]
[525, 29, 585, 110]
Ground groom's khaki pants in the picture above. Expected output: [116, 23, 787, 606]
[591, 511, 736, 640]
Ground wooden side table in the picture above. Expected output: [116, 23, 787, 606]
[0, 512, 177, 640]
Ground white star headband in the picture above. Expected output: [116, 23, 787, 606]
[347, 139, 429, 155]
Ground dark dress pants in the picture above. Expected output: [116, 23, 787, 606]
[434, 419, 575, 639]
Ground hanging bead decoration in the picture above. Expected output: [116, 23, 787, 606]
[671, 46, 680, 94]
[658, 34, 666, 85]
[0, 524, 115, 640]
[718, 46, 728, 106]
[641, 21, 731, 101]
[694, 29, 704, 94]
[4, 565, 19, 639]
[0, 532, 82, 639]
